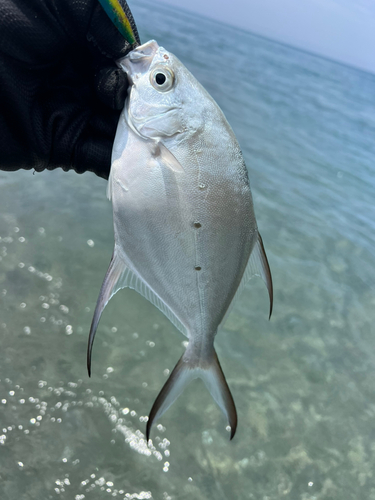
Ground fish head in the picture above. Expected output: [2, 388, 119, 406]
[117, 40, 201, 141]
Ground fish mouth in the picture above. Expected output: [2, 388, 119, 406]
[117, 40, 159, 79]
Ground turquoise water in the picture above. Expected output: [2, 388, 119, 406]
[1, 1, 375, 498]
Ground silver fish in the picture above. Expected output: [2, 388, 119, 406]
[87, 40, 273, 441]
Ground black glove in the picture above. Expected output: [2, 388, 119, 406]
[0, 0, 140, 179]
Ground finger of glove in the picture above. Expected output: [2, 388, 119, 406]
[71, 104, 121, 179]
[0, 0, 140, 65]
[73, 132, 113, 180]
[41, 60, 121, 179]
[95, 65, 128, 110]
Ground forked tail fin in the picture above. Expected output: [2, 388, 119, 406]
[146, 347, 237, 441]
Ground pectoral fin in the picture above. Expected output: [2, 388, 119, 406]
[153, 141, 184, 173]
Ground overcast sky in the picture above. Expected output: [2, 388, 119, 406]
[157, 0, 375, 74]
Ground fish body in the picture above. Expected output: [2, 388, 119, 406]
[88, 40, 272, 440]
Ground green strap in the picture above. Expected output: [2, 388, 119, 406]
[98, 0, 139, 46]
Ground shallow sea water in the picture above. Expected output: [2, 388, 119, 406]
[1, 1, 375, 498]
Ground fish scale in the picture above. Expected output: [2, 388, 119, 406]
[87, 40, 273, 441]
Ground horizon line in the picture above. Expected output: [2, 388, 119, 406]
[136, 0, 375, 78]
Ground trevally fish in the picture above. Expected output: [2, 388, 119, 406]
[87, 40, 273, 441]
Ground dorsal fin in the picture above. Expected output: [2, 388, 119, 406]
[250, 232, 273, 319]
[220, 231, 273, 328]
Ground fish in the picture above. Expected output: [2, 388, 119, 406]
[87, 40, 273, 441]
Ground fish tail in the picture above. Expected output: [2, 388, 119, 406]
[146, 347, 237, 441]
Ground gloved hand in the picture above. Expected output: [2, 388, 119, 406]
[0, 0, 140, 179]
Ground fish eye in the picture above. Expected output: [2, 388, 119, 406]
[155, 73, 166, 85]
[150, 66, 175, 92]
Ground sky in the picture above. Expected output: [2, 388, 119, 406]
[156, 0, 375, 74]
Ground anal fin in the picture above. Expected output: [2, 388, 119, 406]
[87, 250, 126, 376]
[87, 248, 187, 376]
